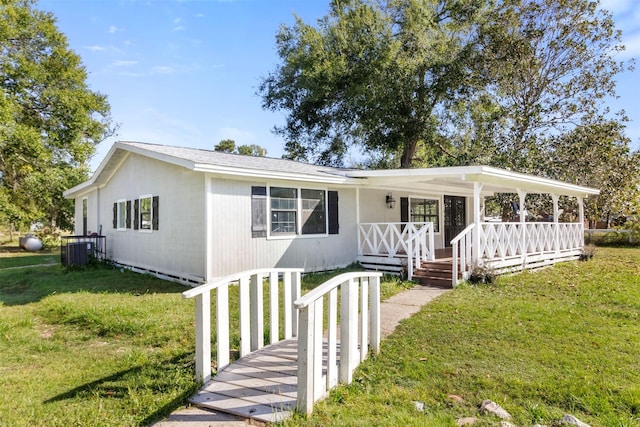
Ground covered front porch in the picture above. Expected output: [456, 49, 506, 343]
[349, 166, 599, 286]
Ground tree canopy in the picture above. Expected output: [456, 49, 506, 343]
[214, 139, 267, 157]
[0, 0, 112, 232]
[260, 0, 639, 220]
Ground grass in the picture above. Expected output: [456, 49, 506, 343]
[0, 246, 60, 269]
[283, 247, 640, 427]
[0, 253, 412, 426]
[1, 247, 638, 426]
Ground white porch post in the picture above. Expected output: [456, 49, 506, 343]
[578, 196, 585, 248]
[552, 193, 560, 255]
[356, 187, 361, 256]
[473, 183, 483, 265]
[517, 189, 527, 260]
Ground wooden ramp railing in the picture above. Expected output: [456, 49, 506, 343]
[294, 272, 383, 415]
[183, 269, 382, 420]
[182, 268, 303, 383]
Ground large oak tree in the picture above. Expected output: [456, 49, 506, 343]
[0, 0, 112, 233]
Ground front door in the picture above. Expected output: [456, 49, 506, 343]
[444, 196, 466, 247]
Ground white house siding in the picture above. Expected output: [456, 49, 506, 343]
[80, 153, 206, 280]
[357, 188, 448, 248]
[73, 189, 99, 235]
[208, 178, 358, 278]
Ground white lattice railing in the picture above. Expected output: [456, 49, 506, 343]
[182, 268, 303, 383]
[358, 222, 429, 257]
[452, 222, 584, 285]
[479, 222, 583, 260]
[406, 222, 435, 280]
[294, 272, 382, 415]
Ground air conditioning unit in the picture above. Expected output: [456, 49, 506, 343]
[65, 241, 94, 266]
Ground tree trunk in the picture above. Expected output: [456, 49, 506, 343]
[400, 139, 419, 168]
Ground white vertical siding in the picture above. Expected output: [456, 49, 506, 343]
[91, 153, 206, 279]
[209, 178, 359, 278]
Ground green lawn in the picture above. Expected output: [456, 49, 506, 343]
[285, 247, 640, 427]
[1, 248, 638, 426]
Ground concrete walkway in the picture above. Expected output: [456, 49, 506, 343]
[152, 285, 450, 427]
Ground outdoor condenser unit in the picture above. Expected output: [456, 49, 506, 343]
[65, 241, 94, 266]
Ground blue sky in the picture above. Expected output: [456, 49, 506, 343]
[38, 0, 640, 171]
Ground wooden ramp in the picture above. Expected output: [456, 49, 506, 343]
[190, 338, 341, 424]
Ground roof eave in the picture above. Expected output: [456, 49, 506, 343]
[193, 164, 357, 184]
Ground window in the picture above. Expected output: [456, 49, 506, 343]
[82, 198, 88, 235]
[117, 199, 127, 230]
[139, 195, 152, 231]
[270, 187, 297, 234]
[301, 189, 325, 234]
[134, 195, 159, 231]
[251, 186, 267, 238]
[410, 198, 440, 232]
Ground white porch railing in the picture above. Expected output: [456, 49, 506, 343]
[358, 222, 435, 278]
[451, 224, 476, 285]
[452, 222, 584, 286]
[182, 268, 303, 383]
[294, 272, 382, 415]
[406, 222, 435, 280]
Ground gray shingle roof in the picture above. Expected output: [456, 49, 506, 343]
[120, 141, 352, 178]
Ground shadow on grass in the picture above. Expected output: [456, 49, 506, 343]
[0, 264, 188, 306]
[43, 352, 200, 426]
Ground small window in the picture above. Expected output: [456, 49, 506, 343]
[82, 198, 88, 235]
[271, 187, 297, 234]
[139, 195, 152, 231]
[251, 186, 267, 238]
[117, 199, 127, 230]
[410, 198, 440, 232]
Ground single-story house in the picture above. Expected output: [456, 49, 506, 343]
[64, 141, 599, 287]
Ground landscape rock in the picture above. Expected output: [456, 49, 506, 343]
[480, 399, 512, 420]
[412, 401, 425, 412]
[447, 394, 465, 403]
[533, 425, 548, 427]
[562, 414, 591, 427]
[500, 422, 516, 427]
[456, 417, 479, 426]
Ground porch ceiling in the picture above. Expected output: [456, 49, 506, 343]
[346, 165, 599, 198]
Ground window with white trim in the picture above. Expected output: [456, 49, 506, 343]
[117, 199, 127, 230]
[410, 198, 440, 232]
[268, 187, 332, 236]
[139, 195, 153, 231]
[270, 187, 297, 234]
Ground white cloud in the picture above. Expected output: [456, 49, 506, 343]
[599, 0, 634, 14]
[152, 65, 174, 75]
[108, 25, 119, 34]
[112, 60, 138, 67]
[85, 45, 105, 52]
[174, 25, 185, 31]
[619, 32, 640, 59]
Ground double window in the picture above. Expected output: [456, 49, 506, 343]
[113, 195, 159, 232]
[252, 186, 338, 237]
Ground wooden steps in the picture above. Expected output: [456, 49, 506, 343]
[412, 259, 454, 288]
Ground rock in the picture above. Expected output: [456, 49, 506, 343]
[500, 422, 516, 427]
[562, 414, 591, 427]
[533, 425, 548, 427]
[456, 417, 479, 426]
[412, 401, 425, 412]
[447, 394, 465, 403]
[480, 399, 512, 420]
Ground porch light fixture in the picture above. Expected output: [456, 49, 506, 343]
[385, 193, 396, 209]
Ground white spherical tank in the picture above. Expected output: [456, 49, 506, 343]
[22, 236, 43, 252]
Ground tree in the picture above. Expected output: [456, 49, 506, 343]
[0, 0, 112, 232]
[544, 121, 640, 225]
[260, 0, 488, 167]
[214, 139, 267, 157]
[468, 0, 630, 173]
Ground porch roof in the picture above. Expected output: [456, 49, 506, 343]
[346, 166, 599, 198]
